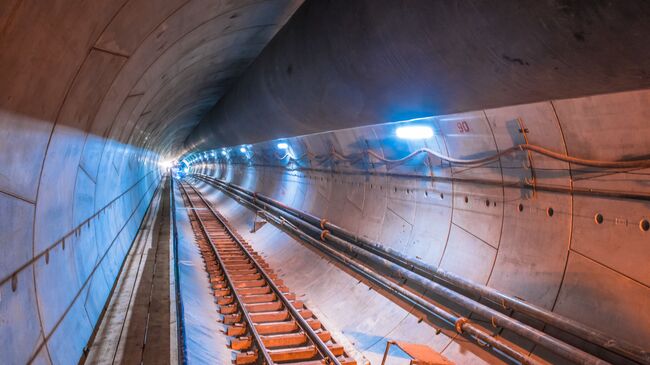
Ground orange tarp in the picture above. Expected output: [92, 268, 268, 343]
[393, 341, 454, 365]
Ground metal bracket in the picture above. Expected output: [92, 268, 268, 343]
[517, 118, 537, 198]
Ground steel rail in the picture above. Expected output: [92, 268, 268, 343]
[183, 182, 342, 365]
[199, 178, 545, 365]
[199, 174, 649, 365]
[196, 175, 612, 365]
[179, 182, 273, 365]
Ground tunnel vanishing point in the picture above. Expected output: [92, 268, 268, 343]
[1, 1, 650, 365]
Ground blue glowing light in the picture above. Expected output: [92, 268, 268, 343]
[396, 125, 434, 140]
[221, 150, 227, 156]
[240, 147, 247, 153]
[277, 142, 289, 150]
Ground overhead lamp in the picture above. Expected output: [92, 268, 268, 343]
[240, 147, 247, 153]
[396, 125, 434, 140]
[277, 142, 289, 150]
[221, 150, 227, 156]
[158, 159, 175, 169]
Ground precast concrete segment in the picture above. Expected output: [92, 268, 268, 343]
[189, 175, 518, 365]
[184, 89, 650, 364]
[84, 178, 171, 365]
[1, 168, 160, 365]
[186, 0, 650, 150]
[193, 175, 614, 365]
[0, 1, 301, 364]
[179, 181, 357, 365]
[196, 174, 649, 364]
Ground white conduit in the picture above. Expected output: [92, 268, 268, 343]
[270, 144, 650, 169]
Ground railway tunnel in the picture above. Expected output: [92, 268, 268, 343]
[1, 1, 650, 364]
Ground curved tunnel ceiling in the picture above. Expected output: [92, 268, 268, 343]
[1, 0, 301, 172]
[0, 1, 301, 363]
[186, 0, 650, 152]
[1, 1, 650, 364]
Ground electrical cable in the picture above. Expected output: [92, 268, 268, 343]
[274, 144, 650, 169]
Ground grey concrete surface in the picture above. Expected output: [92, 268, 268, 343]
[85, 180, 171, 365]
[187, 88, 650, 364]
[0, 1, 299, 363]
[186, 0, 650, 151]
[1, 1, 649, 364]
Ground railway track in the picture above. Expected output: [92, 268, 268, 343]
[179, 182, 356, 365]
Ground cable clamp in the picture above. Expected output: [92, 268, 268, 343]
[455, 317, 469, 334]
[320, 218, 328, 229]
[320, 230, 330, 241]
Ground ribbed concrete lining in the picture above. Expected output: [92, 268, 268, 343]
[0, 1, 300, 363]
[186, 0, 650, 151]
[1, 1, 649, 364]
[188, 88, 650, 364]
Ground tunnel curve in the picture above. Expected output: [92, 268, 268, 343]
[0, 1, 300, 363]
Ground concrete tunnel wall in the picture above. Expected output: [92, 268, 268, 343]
[187, 88, 650, 364]
[0, 1, 300, 364]
[1, 0, 649, 364]
[186, 0, 650, 151]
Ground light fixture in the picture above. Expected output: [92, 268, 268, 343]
[277, 142, 289, 150]
[158, 159, 175, 169]
[240, 147, 247, 153]
[221, 150, 227, 156]
[396, 125, 434, 140]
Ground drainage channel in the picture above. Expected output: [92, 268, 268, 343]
[178, 181, 356, 365]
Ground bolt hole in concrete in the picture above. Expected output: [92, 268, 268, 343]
[640, 219, 650, 232]
[518, 203, 524, 212]
[424, 191, 428, 197]
[440, 192, 444, 199]
[464, 196, 469, 203]
[595, 213, 604, 224]
[547, 207, 554, 217]
[485, 199, 490, 207]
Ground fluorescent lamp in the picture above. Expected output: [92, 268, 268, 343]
[277, 142, 289, 150]
[240, 147, 247, 153]
[396, 125, 433, 140]
[221, 150, 227, 156]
